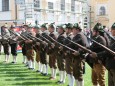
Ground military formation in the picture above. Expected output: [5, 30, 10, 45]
[0, 22, 115, 86]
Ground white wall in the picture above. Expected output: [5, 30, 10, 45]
[0, 0, 2, 11]
[18, 10, 25, 20]
[0, 11, 12, 20]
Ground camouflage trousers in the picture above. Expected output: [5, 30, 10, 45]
[92, 63, 106, 86]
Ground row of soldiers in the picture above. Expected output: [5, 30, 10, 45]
[0, 25, 18, 63]
[0, 22, 115, 86]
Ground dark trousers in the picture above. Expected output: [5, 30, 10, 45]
[10, 43, 17, 56]
[40, 52, 47, 65]
[3, 43, 10, 55]
[22, 45, 26, 56]
[49, 54, 57, 69]
[108, 69, 115, 86]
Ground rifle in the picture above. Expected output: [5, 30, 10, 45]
[103, 30, 115, 41]
[0, 34, 10, 39]
[39, 33, 53, 45]
[85, 34, 115, 56]
[8, 29, 27, 41]
[64, 37, 92, 53]
[45, 34, 78, 52]
[25, 33, 44, 43]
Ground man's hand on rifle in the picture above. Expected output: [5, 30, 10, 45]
[51, 43, 55, 48]
[42, 41, 48, 45]
[72, 51, 80, 56]
[90, 52, 97, 58]
[59, 46, 63, 50]
[64, 53, 67, 56]
[36, 42, 40, 46]
[25, 40, 32, 43]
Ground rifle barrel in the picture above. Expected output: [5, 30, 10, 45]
[46, 34, 77, 52]
[65, 38, 92, 53]
[86, 34, 115, 55]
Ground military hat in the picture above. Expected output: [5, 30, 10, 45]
[66, 23, 73, 29]
[103, 25, 106, 29]
[98, 26, 104, 33]
[49, 22, 56, 29]
[111, 23, 115, 30]
[57, 24, 66, 31]
[28, 23, 33, 28]
[41, 23, 48, 29]
[73, 23, 81, 30]
[93, 23, 104, 33]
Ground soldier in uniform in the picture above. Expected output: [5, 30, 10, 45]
[19, 25, 28, 64]
[25, 25, 35, 70]
[91, 23, 115, 86]
[47, 23, 57, 80]
[1, 24, 10, 63]
[39, 23, 49, 75]
[90, 23, 106, 86]
[68, 23, 86, 86]
[2, 24, 10, 63]
[55, 24, 66, 84]
[33, 25, 41, 72]
[9, 25, 18, 64]
[64, 23, 75, 86]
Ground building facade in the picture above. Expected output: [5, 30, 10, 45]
[0, 0, 89, 28]
[90, 0, 115, 28]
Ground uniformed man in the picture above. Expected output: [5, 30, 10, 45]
[33, 25, 41, 72]
[47, 23, 57, 80]
[9, 25, 18, 64]
[19, 25, 28, 64]
[25, 25, 35, 70]
[91, 23, 115, 86]
[39, 23, 49, 75]
[90, 23, 106, 86]
[68, 23, 86, 86]
[55, 24, 66, 84]
[1, 24, 10, 63]
[64, 23, 75, 86]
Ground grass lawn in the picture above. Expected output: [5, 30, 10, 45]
[0, 53, 108, 86]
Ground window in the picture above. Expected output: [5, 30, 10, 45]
[99, 6, 106, 15]
[34, 0, 40, 11]
[2, 0, 9, 11]
[71, 0, 75, 12]
[84, 17, 88, 28]
[61, 0, 65, 10]
[34, 0, 40, 8]
[48, 2, 53, 9]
